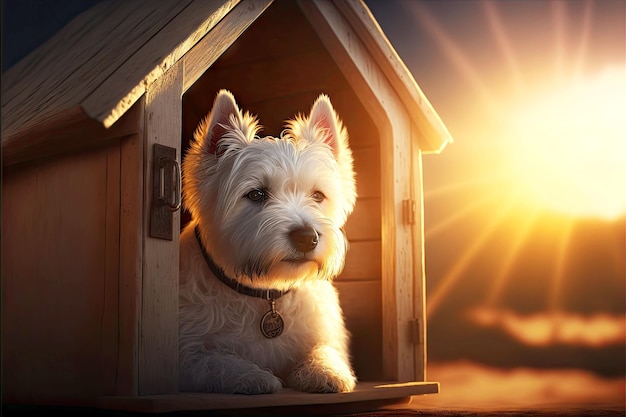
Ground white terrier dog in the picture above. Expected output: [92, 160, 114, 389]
[179, 90, 357, 394]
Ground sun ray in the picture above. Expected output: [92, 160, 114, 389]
[425, 190, 501, 240]
[549, 218, 576, 314]
[572, 0, 594, 80]
[552, 0, 567, 83]
[482, 1, 524, 96]
[406, 2, 498, 115]
[424, 173, 516, 200]
[485, 207, 541, 307]
[427, 193, 521, 317]
[609, 221, 626, 284]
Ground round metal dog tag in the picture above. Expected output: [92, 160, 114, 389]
[260, 311, 284, 338]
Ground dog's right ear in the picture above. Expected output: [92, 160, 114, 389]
[201, 90, 241, 155]
[194, 90, 261, 156]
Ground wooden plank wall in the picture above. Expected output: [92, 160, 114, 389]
[1, 144, 121, 405]
[181, 0, 384, 381]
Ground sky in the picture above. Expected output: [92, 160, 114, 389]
[364, 0, 626, 407]
[3, 0, 625, 410]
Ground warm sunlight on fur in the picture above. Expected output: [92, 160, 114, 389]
[504, 67, 626, 220]
[467, 307, 626, 347]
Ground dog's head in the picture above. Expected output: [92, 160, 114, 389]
[183, 90, 356, 291]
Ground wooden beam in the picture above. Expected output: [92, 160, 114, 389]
[139, 63, 182, 395]
[183, 0, 274, 92]
[82, 0, 242, 128]
[332, 0, 453, 154]
[1, 104, 142, 169]
[410, 127, 427, 381]
[98, 382, 439, 413]
[101, 141, 122, 396]
[116, 106, 146, 396]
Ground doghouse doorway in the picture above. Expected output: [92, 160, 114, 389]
[180, 0, 385, 382]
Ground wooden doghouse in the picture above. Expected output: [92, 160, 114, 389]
[1, 0, 451, 412]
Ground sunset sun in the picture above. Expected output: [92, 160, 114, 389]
[504, 67, 626, 220]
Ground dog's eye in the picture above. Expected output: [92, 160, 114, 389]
[311, 191, 325, 203]
[246, 189, 267, 202]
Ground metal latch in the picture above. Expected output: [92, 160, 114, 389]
[150, 144, 181, 240]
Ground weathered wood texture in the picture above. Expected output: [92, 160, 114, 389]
[332, 0, 453, 154]
[1, 143, 122, 405]
[2, 0, 448, 161]
[116, 105, 147, 396]
[183, 0, 273, 92]
[139, 64, 183, 395]
[1, 104, 141, 169]
[1, 0, 250, 163]
[98, 381, 439, 413]
[411, 144, 428, 381]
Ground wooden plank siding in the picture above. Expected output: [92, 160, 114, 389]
[101, 139, 123, 397]
[116, 127, 146, 397]
[1, 144, 120, 405]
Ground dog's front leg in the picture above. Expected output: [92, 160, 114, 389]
[179, 348, 283, 394]
[288, 344, 357, 393]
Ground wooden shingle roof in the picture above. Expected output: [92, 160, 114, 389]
[1, 0, 451, 166]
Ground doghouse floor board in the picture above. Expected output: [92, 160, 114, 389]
[97, 381, 439, 413]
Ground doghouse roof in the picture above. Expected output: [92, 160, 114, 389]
[1, 0, 452, 166]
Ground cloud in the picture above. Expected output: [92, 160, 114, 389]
[414, 361, 625, 409]
[466, 307, 625, 347]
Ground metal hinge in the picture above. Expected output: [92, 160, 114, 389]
[402, 199, 417, 225]
[410, 318, 424, 344]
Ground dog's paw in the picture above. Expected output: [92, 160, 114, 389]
[288, 346, 357, 393]
[288, 363, 356, 393]
[180, 350, 283, 394]
[229, 368, 283, 395]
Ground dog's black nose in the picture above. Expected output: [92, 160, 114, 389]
[289, 227, 319, 253]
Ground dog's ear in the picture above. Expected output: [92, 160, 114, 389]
[295, 94, 356, 215]
[203, 90, 241, 155]
[194, 90, 260, 156]
[306, 94, 348, 157]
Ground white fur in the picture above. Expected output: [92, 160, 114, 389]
[179, 90, 357, 394]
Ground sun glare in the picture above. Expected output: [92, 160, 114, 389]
[504, 67, 626, 220]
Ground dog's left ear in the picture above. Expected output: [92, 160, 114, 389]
[307, 94, 348, 157]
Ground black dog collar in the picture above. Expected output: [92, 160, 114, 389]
[194, 225, 289, 300]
